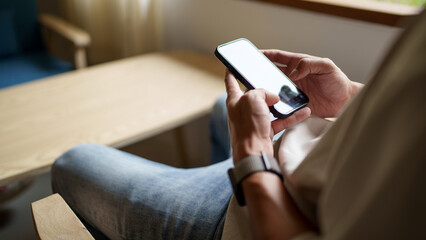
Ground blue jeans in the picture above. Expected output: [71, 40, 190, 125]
[210, 93, 232, 164]
[52, 94, 233, 239]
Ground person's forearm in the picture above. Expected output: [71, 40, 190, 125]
[242, 172, 314, 240]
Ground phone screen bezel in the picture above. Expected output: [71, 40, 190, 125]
[215, 38, 309, 119]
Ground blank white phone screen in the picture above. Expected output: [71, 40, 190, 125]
[218, 39, 301, 115]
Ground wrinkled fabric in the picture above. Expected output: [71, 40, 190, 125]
[52, 144, 233, 240]
[223, 11, 426, 240]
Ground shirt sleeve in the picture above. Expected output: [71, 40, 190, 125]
[293, 11, 426, 240]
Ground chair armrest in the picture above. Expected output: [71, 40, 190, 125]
[39, 14, 91, 48]
[39, 14, 91, 68]
[31, 193, 94, 240]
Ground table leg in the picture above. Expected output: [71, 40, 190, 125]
[174, 126, 190, 167]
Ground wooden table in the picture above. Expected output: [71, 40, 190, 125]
[0, 51, 225, 186]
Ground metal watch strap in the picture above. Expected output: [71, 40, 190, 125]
[228, 152, 283, 206]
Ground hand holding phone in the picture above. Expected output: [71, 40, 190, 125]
[215, 38, 309, 119]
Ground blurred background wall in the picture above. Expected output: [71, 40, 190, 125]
[37, 0, 163, 64]
[37, 0, 402, 83]
[160, 0, 402, 84]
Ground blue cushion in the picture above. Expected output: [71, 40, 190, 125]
[0, 9, 20, 57]
[0, 51, 73, 88]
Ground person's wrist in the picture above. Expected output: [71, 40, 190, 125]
[232, 138, 273, 163]
[241, 171, 283, 201]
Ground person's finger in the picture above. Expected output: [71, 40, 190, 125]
[262, 89, 280, 106]
[273, 62, 288, 73]
[290, 57, 336, 81]
[271, 107, 311, 133]
[261, 49, 309, 64]
[224, 71, 243, 101]
[245, 88, 280, 107]
[261, 49, 310, 75]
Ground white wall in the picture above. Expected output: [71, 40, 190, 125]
[160, 0, 402, 83]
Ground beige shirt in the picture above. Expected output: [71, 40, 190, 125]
[222, 11, 426, 240]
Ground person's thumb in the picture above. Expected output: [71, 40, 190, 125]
[263, 90, 280, 106]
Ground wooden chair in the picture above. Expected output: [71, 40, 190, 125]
[31, 193, 94, 240]
[39, 14, 91, 69]
[0, 0, 91, 88]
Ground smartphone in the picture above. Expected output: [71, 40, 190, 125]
[215, 38, 309, 119]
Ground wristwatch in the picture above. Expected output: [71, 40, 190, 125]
[228, 151, 283, 206]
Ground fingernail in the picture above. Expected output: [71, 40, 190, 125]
[289, 69, 298, 77]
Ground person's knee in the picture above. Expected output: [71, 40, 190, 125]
[54, 144, 99, 170]
[52, 143, 103, 192]
[210, 93, 228, 130]
[211, 93, 228, 119]
[57, 143, 91, 161]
